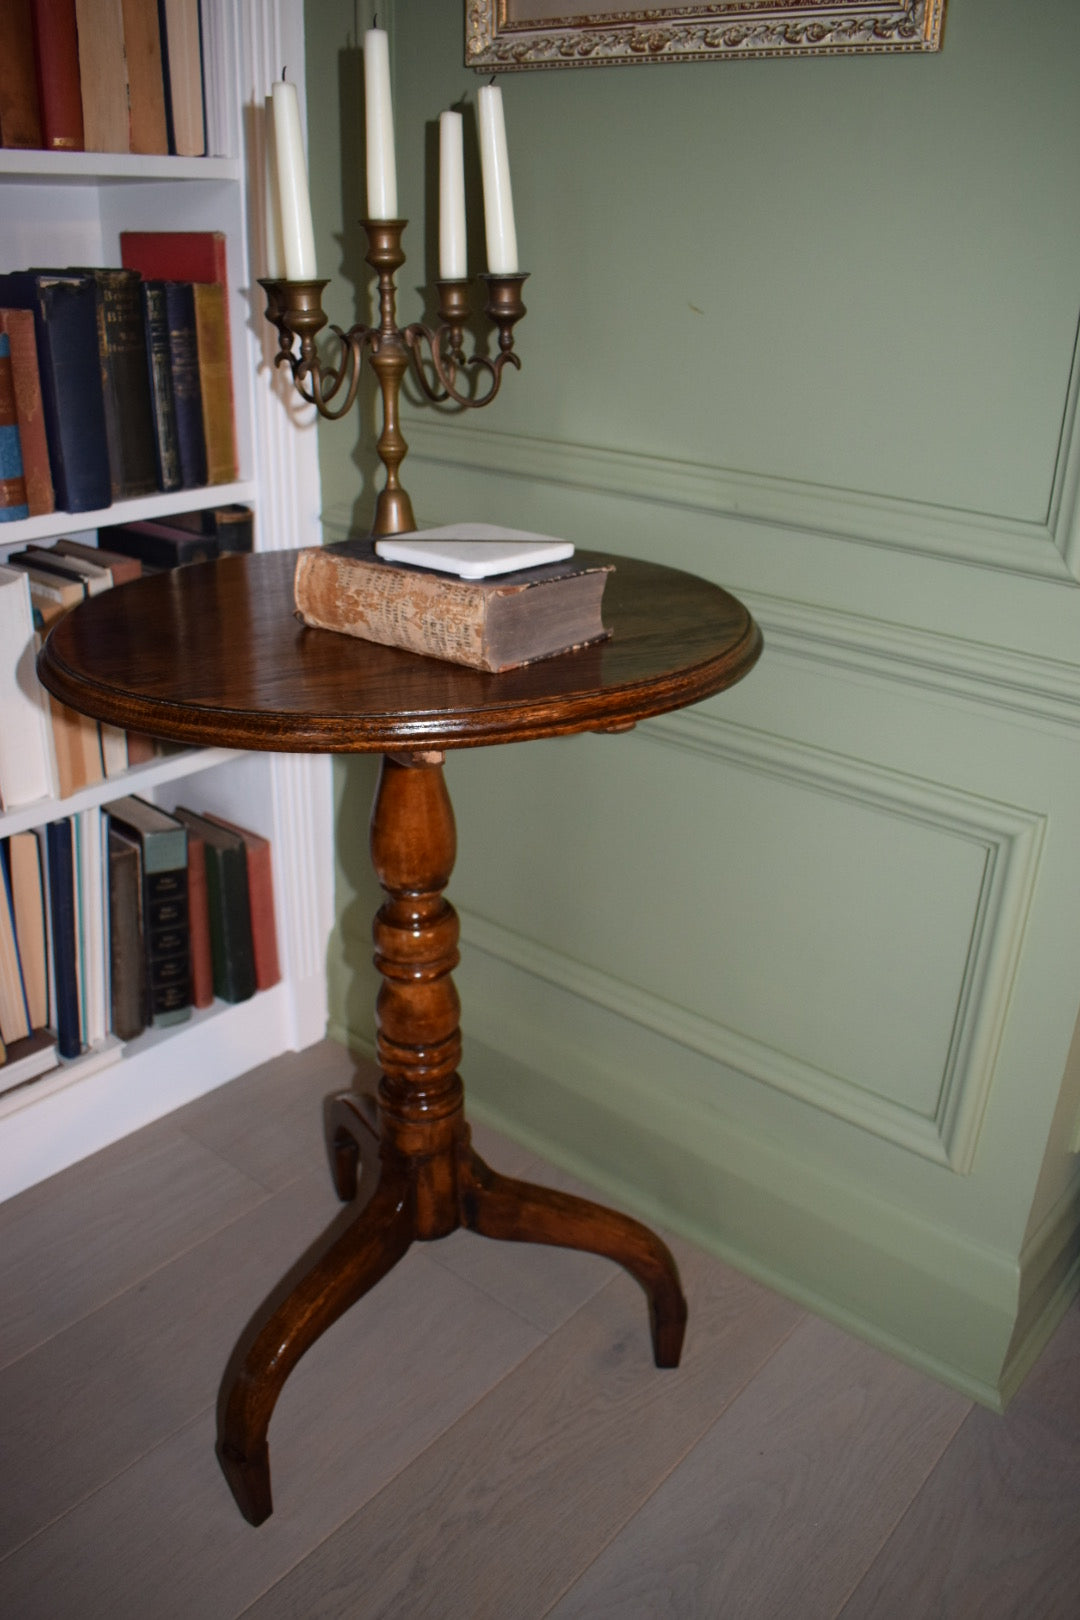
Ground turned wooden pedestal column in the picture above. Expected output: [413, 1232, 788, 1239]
[37, 546, 762, 1527]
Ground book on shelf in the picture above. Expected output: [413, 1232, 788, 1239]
[0, 332, 30, 523]
[74, 805, 108, 1048]
[11, 560, 104, 796]
[202, 813, 280, 992]
[191, 282, 237, 484]
[161, 281, 207, 488]
[73, 267, 159, 502]
[0, 307, 55, 516]
[165, 501, 253, 552]
[157, 0, 205, 157]
[30, 0, 84, 152]
[183, 819, 212, 1009]
[7, 829, 49, 1031]
[120, 0, 169, 155]
[0, 270, 111, 513]
[138, 280, 182, 492]
[293, 538, 615, 673]
[172, 807, 255, 1004]
[0, 844, 32, 1046]
[0, 0, 43, 149]
[51, 535, 142, 585]
[74, 0, 130, 153]
[105, 518, 218, 568]
[44, 816, 80, 1058]
[0, 1027, 58, 1094]
[0, 564, 58, 810]
[105, 795, 190, 1027]
[107, 820, 145, 1038]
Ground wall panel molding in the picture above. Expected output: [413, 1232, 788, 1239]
[459, 716, 1045, 1171]
[405, 322, 1080, 581]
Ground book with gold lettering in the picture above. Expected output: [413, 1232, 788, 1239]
[293, 538, 612, 673]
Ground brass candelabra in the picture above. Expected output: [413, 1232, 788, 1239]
[259, 219, 527, 537]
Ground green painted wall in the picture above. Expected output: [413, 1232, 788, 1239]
[305, 0, 1080, 1404]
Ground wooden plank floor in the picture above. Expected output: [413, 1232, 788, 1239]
[1, 1039, 1078, 1619]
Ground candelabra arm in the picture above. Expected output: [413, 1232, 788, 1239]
[402, 274, 528, 411]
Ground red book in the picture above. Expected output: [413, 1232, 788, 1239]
[0, 307, 54, 515]
[201, 814, 280, 992]
[185, 827, 213, 1008]
[0, 0, 43, 148]
[30, 0, 84, 151]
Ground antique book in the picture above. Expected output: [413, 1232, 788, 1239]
[45, 816, 80, 1058]
[0, 307, 54, 515]
[183, 822, 213, 1008]
[106, 823, 146, 1038]
[106, 795, 190, 1027]
[0, 271, 111, 512]
[119, 233, 233, 427]
[8, 829, 48, 1030]
[293, 539, 614, 673]
[191, 282, 237, 483]
[161, 282, 206, 486]
[157, 0, 204, 156]
[74, 806, 108, 1047]
[75, 0, 130, 152]
[0, 566, 57, 810]
[12, 564, 103, 796]
[202, 813, 280, 991]
[106, 518, 218, 568]
[75, 267, 158, 501]
[52, 536, 142, 585]
[0, 0, 43, 148]
[166, 501, 253, 551]
[120, 0, 168, 154]
[138, 281, 182, 491]
[0, 333, 30, 522]
[30, 0, 84, 151]
[0, 849, 31, 1046]
[172, 808, 255, 1003]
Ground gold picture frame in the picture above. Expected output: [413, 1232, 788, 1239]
[467, 1, 947, 70]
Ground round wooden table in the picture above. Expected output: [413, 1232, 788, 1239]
[39, 546, 762, 1525]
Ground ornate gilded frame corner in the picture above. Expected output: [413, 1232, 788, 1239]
[467, 2, 947, 70]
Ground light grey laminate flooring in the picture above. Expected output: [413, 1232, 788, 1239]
[1, 1039, 1078, 1618]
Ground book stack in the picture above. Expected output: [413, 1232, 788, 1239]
[0, 0, 206, 158]
[0, 794, 280, 1101]
[0, 231, 239, 518]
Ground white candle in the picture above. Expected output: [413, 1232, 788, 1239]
[270, 78, 317, 279]
[438, 110, 466, 280]
[263, 94, 286, 279]
[477, 83, 518, 275]
[364, 28, 397, 219]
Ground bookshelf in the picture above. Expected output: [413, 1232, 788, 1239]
[0, 1, 333, 1203]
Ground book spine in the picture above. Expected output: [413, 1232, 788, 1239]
[0, 334, 30, 521]
[0, 0, 43, 148]
[185, 829, 213, 1008]
[204, 842, 255, 1003]
[158, 0, 204, 157]
[90, 270, 158, 501]
[45, 817, 80, 1059]
[191, 282, 237, 485]
[139, 282, 182, 491]
[30, 0, 84, 151]
[121, 0, 168, 154]
[24, 276, 112, 513]
[293, 549, 495, 669]
[106, 826, 146, 1039]
[0, 308, 54, 515]
[163, 282, 207, 487]
[138, 832, 190, 1027]
[105, 521, 217, 568]
[74, 0, 130, 153]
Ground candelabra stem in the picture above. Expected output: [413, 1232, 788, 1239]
[365, 220, 416, 537]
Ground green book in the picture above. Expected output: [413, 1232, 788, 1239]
[105, 796, 190, 1028]
[172, 809, 255, 1004]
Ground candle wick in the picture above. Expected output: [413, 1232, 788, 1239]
[282, 65, 288, 82]
[489, 76, 496, 86]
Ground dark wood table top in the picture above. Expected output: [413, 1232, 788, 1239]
[37, 548, 762, 752]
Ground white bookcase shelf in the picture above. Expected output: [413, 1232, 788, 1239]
[0, 0, 332, 1204]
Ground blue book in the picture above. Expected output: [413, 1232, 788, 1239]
[0, 272, 111, 514]
[45, 818, 81, 1060]
[162, 282, 207, 488]
[0, 332, 30, 522]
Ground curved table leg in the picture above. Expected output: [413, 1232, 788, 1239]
[324, 1090, 380, 1202]
[215, 1166, 413, 1525]
[459, 1147, 687, 1369]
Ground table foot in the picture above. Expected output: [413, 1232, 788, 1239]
[324, 1091, 380, 1202]
[215, 1169, 413, 1525]
[458, 1147, 688, 1368]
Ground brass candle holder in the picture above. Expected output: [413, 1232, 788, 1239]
[259, 219, 527, 537]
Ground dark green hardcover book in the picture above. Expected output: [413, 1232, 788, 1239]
[139, 280, 181, 491]
[105, 795, 190, 1028]
[172, 808, 255, 1003]
[73, 268, 158, 501]
[163, 281, 207, 488]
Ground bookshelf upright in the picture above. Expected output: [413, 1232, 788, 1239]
[0, 0, 333, 1202]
